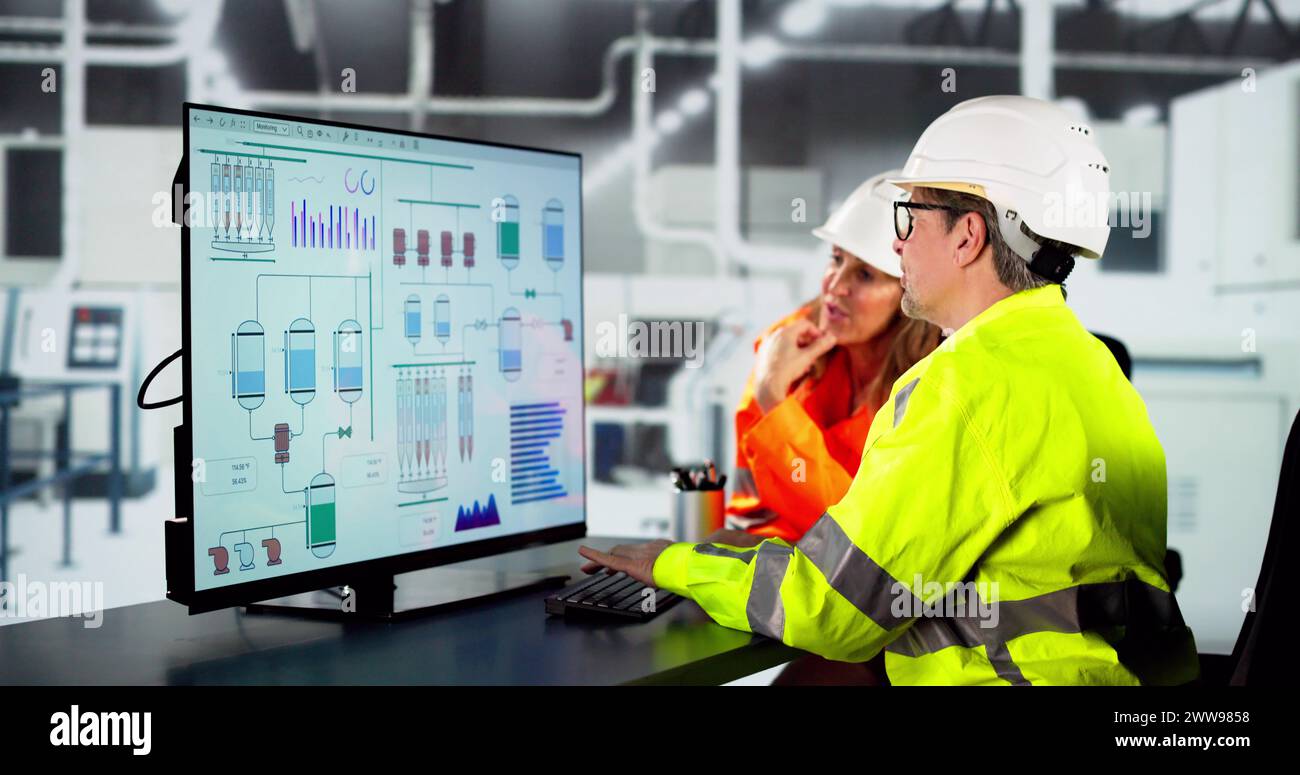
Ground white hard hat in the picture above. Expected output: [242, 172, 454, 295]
[888, 95, 1112, 280]
[811, 170, 903, 278]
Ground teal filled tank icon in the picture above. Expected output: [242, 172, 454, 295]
[496, 194, 520, 270]
[307, 472, 336, 559]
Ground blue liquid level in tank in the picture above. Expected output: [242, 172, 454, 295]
[337, 366, 362, 389]
[237, 370, 264, 394]
[289, 349, 314, 390]
[544, 225, 563, 258]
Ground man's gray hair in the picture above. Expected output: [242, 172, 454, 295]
[919, 187, 1057, 293]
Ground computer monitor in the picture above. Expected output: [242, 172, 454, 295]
[165, 103, 585, 615]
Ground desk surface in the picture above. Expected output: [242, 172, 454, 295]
[0, 536, 799, 685]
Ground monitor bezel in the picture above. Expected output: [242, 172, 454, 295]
[175, 102, 587, 614]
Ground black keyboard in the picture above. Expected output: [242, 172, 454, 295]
[545, 571, 682, 620]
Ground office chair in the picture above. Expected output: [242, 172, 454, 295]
[1092, 332, 1132, 380]
[1214, 408, 1299, 686]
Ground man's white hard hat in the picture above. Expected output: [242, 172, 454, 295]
[888, 95, 1113, 266]
[811, 170, 904, 278]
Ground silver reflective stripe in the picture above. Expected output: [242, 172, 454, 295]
[694, 544, 756, 563]
[886, 585, 991, 655]
[745, 542, 793, 640]
[885, 578, 1191, 685]
[985, 641, 1031, 686]
[798, 513, 918, 629]
[887, 579, 1186, 656]
[893, 377, 920, 428]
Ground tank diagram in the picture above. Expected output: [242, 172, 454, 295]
[188, 120, 583, 590]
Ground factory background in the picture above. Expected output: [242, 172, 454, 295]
[1, 0, 1298, 659]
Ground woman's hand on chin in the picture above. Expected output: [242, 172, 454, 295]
[753, 318, 837, 412]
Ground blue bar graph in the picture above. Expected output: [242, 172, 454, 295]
[508, 402, 567, 505]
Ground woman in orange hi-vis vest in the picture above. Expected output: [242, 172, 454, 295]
[723, 172, 941, 543]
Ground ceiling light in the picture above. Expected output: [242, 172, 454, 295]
[779, 0, 828, 38]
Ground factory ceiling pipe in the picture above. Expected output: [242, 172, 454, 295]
[223, 35, 1267, 117]
[628, 6, 727, 276]
[714, 0, 819, 272]
[52, 0, 87, 291]
[0, 17, 179, 38]
[0, 3, 1272, 75]
[237, 36, 640, 116]
[407, 0, 434, 131]
[0, 1, 223, 65]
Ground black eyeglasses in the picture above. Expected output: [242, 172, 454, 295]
[893, 201, 969, 241]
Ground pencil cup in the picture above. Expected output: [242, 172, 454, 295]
[672, 488, 725, 543]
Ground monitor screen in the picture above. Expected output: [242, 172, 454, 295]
[183, 105, 584, 595]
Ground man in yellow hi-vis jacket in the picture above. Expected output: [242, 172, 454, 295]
[579, 95, 1200, 685]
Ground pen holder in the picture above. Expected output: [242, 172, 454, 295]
[672, 488, 725, 543]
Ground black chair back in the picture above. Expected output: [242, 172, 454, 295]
[1227, 408, 1300, 685]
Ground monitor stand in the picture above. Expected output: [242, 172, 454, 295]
[244, 567, 570, 622]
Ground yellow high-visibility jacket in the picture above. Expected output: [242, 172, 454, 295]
[654, 284, 1200, 685]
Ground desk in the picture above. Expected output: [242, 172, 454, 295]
[0, 536, 800, 685]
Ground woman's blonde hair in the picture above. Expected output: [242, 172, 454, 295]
[802, 297, 942, 413]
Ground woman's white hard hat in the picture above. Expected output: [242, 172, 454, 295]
[811, 170, 904, 278]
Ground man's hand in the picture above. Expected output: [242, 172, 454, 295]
[578, 540, 673, 587]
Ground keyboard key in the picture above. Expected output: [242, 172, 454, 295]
[583, 577, 638, 606]
[565, 573, 625, 603]
[559, 572, 608, 599]
[615, 588, 656, 610]
[605, 583, 651, 609]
